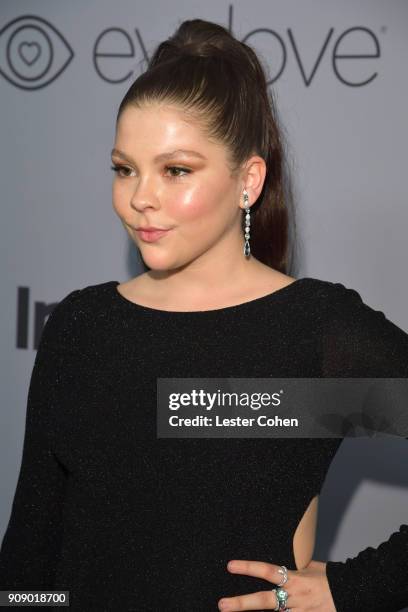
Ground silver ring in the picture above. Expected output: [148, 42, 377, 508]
[276, 565, 288, 586]
[271, 586, 288, 610]
[270, 588, 279, 611]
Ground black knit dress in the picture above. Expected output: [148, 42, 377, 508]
[1, 277, 407, 611]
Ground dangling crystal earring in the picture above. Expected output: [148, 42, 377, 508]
[243, 189, 251, 257]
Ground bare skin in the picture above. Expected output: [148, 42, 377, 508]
[116, 268, 297, 312]
[293, 494, 319, 570]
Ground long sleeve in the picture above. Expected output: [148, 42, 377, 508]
[322, 282, 408, 612]
[0, 288, 81, 591]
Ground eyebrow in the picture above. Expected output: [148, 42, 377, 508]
[111, 148, 207, 164]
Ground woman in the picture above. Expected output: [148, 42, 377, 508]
[1, 18, 407, 612]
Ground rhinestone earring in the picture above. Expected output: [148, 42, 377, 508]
[243, 189, 251, 257]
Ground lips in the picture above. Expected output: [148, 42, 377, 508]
[135, 227, 170, 231]
[134, 228, 172, 243]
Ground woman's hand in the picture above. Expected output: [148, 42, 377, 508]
[218, 559, 336, 611]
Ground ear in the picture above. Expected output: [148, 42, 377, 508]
[241, 155, 267, 206]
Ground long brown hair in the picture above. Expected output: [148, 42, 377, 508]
[116, 19, 298, 274]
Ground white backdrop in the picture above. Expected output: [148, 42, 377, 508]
[1, 1, 407, 605]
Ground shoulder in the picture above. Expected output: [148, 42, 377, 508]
[318, 277, 407, 338]
[308, 277, 408, 376]
[53, 280, 117, 314]
[298, 276, 369, 307]
[41, 281, 118, 343]
[303, 276, 406, 326]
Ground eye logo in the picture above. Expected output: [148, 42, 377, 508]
[0, 15, 74, 90]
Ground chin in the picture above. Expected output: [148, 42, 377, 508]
[138, 252, 178, 271]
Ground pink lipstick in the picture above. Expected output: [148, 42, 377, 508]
[135, 228, 172, 242]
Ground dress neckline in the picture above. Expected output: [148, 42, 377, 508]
[110, 277, 311, 316]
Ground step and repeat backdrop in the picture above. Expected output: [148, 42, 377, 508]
[1, 0, 407, 599]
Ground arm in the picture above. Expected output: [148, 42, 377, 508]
[0, 289, 81, 590]
[321, 282, 408, 612]
[326, 524, 408, 612]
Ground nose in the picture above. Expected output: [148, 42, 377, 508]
[129, 177, 160, 213]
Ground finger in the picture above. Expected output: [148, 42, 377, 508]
[226, 559, 294, 585]
[218, 587, 287, 611]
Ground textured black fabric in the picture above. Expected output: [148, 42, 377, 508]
[0, 276, 407, 611]
[320, 282, 408, 611]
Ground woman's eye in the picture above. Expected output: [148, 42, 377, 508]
[165, 166, 191, 179]
[110, 164, 134, 177]
[110, 164, 191, 179]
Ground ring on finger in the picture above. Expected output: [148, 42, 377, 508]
[271, 586, 289, 611]
[276, 565, 288, 586]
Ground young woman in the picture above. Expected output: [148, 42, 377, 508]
[1, 18, 407, 612]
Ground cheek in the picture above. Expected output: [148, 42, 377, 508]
[112, 182, 128, 217]
[167, 184, 222, 223]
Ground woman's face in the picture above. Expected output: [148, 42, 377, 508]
[111, 103, 249, 271]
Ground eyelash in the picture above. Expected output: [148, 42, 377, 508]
[110, 164, 191, 180]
